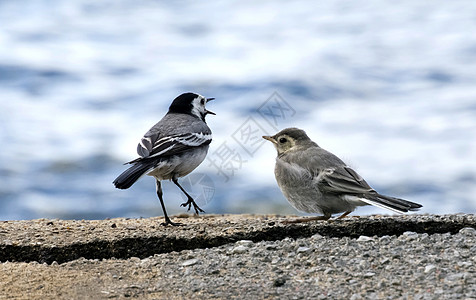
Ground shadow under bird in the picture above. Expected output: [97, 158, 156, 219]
[263, 127, 422, 223]
[113, 92, 215, 226]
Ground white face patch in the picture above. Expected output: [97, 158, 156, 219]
[190, 95, 207, 119]
[275, 134, 296, 155]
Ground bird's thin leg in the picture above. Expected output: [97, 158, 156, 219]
[156, 180, 182, 226]
[172, 178, 205, 215]
[282, 215, 331, 224]
[336, 211, 352, 219]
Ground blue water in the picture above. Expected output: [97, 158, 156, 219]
[1, 0, 476, 220]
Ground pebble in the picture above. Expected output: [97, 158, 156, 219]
[356, 236, 373, 242]
[445, 273, 465, 282]
[457, 261, 472, 267]
[400, 231, 418, 240]
[297, 246, 311, 253]
[265, 244, 278, 250]
[181, 259, 199, 267]
[231, 245, 248, 254]
[424, 264, 436, 273]
[459, 227, 476, 236]
[324, 268, 333, 274]
[380, 258, 390, 265]
[236, 240, 253, 246]
[350, 293, 362, 300]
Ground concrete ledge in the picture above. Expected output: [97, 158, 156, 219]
[1, 214, 475, 299]
[1, 214, 475, 264]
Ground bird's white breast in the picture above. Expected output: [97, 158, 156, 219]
[147, 145, 209, 180]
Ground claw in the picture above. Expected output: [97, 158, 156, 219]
[180, 201, 192, 211]
[180, 198, 204, 215]
[194, 204, 205, 214]
[161, 216, 183, 226]
[282, 215, 331, 224]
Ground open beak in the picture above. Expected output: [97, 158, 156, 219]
[262, 135, 277, 144]
[205, 97, 216, 115]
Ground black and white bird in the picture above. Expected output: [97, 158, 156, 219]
[263, 127, 422, 223]
[113, 92, 215, 226]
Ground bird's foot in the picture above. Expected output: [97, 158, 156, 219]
[180, 198, 205, 215]
[161, 217, 184, 226]
[282, 216, 330, 224]
[335, 211, 352, 220]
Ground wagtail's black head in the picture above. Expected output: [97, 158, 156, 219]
[168, 92, 215, 122]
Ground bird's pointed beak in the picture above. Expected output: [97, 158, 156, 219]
[205, 98, 216, 115]
[262, 136, 277, 144]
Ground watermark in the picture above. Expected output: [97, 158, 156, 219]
[231, 117, 269, 156]
[179, 173, 215, 207]
[207, 91, 296, 182]
[257, 92, 296, 130]
[207, 141, 247, 182]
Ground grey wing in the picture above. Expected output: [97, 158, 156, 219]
[317, 166, 374, 195]
[281, 146, 370, 195]
[134, 113, 212, 160]
[288, 146, 374, 194]
[319, 166, 422, 213]
[135, 131, 212, 160]
[294, 147, 422, 213]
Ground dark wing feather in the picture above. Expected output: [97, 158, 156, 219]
[319, 166, 422, 213]
[318, 166, 374, 194]
[129, 132, 212, 163]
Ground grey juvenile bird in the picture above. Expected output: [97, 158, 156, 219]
[263, 127, 422, 223]
[113, 92, 215, 226]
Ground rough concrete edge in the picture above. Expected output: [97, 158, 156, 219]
[1, 214, 475, 264]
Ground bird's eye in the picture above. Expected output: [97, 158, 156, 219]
[200, 99, 205, 105]
[279, 137, 287, 143]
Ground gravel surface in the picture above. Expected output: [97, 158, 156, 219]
[1, 214, 475, 299]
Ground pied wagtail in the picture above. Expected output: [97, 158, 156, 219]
[263, 127, 422, 223]
[113, 92, 215, 226]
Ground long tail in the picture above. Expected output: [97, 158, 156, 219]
[113, 161, 155, 189]
[359, 193, 422, 214]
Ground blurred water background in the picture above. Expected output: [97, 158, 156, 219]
[1, 0, 475, 220]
